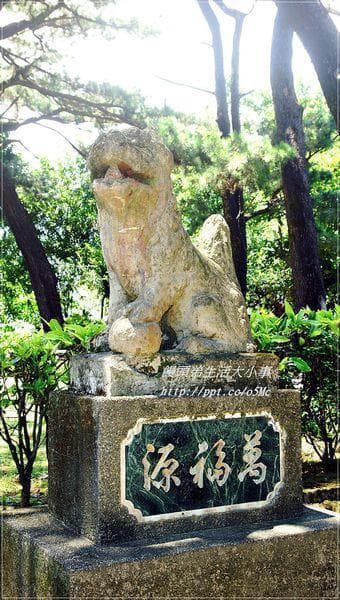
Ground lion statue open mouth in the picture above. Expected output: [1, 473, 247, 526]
[88, 126, 254, 356]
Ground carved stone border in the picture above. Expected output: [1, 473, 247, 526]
[121, 411, 284, 523]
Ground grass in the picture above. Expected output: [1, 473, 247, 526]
[0, 439, 48, 508]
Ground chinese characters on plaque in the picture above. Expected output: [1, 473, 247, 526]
[123, 416, 281, 519]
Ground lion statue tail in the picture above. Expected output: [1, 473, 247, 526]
[194, 214, 240, 289]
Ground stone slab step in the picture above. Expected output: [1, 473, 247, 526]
[3, 506, 338, 599]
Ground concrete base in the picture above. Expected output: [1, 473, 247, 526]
[48, 389, 302, 543]
[2, 506, 338, 599]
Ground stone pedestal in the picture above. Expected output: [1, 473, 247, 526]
[3, 506, 338, 598]
[2, 352, 338, 598]
[47, 387, 302, 544]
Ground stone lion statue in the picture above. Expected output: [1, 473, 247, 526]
[88, 126, 253, 356]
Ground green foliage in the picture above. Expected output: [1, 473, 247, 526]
[243, 87, 336, 155]
[217, 136, 294, 201]
[156, 116, 213, 170]
[160, 114, 294, 201]
[300, 87, 336, 154]
[0, 317, 104, 505]
[1, 328, 63, 410]
[251, 300, 338, 355]
[160, 115, 293, 232]
[21, 157, 103, 305]
[1, 155, 107, 322]
[309, 139, 339, 301]
[45, 318, 104, 351]
[172, 169, 222, 235]
[1, 317, 104, 411]
[251, 303, 339, 463]
[246, 217, 291, 310]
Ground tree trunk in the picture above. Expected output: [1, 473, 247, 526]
[275, 0, 338, 125]
[1, 163, 64, 327]
[20, 473, 32, 507]
[270, 7, 326, 310]
[222, 182, 247, 296]
[197, 0, 230, 137]
[230, 14, 244, 134]
[322, 438, 336, 466]
[197, 0, 247, 294]
[227, 12, 247, 295]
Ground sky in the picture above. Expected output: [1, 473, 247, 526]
[10, 0, 339, 162]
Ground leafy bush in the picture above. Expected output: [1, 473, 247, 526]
[251, 302, 339, 464]
[0, 318, 104, 506]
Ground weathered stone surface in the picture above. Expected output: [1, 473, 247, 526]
[87, 126, 254, 356]
[3, 506, 338, 599]
[48, 388, 302, 544]
[70, 351, 279, 397]
[109, 317, 162, 356]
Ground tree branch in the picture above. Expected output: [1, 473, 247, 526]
[1, 61, 38, 93]
[154, 74, 214, 95]
[0, 410, 21, 474]
[12, 77, 126, 114]
[213, 0, 255, 19]
[239, 89, 254, 99]
[0, 96, 20, 118]
[245, 187, 283, 221]
[306, 133, 339, 160]
[322, 1, 340, 16]
[2, 2, 61, 40]
[3, 139, 40, 160]
[60, 2, 124, 31]
[35, 123, 87, 157]
[213, 0, 241, 19]
[0, 0, 11, 11]
[2, 109, 64, 133]
[1, 46, 91, 95]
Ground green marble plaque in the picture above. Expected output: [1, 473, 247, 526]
[122, 415, 281, 521]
